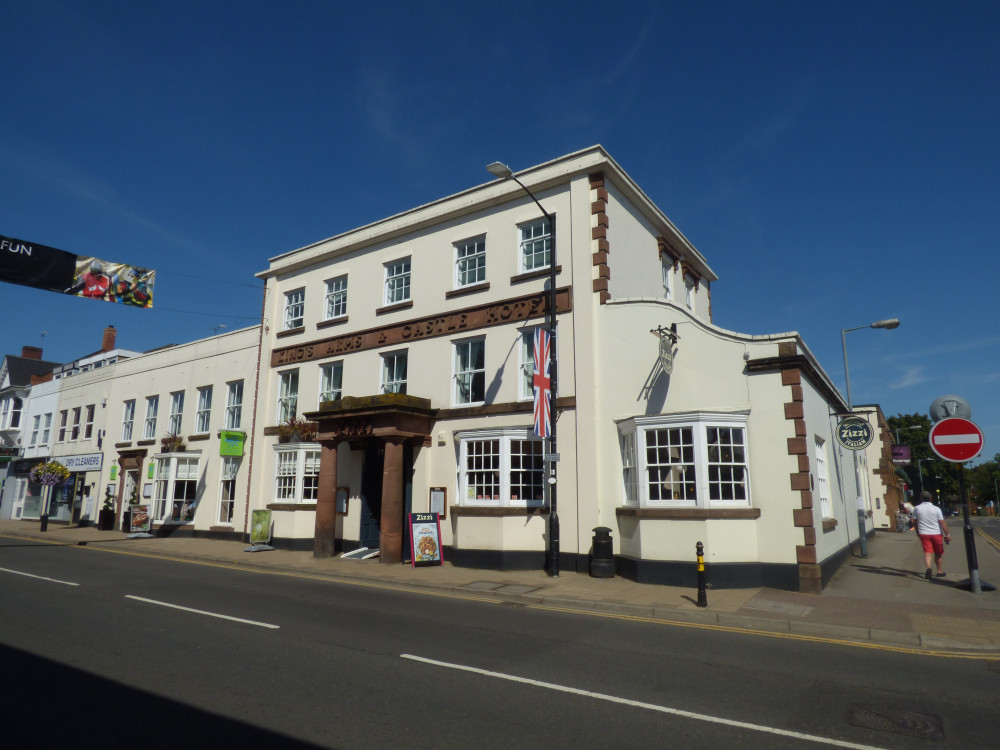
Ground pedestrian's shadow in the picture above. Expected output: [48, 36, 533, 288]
[851, 564, 958, 586]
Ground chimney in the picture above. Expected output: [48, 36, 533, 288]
[101, 325, 117, 352]
[21, 346, 43, 360]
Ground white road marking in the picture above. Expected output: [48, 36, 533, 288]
[124, 595, 280, 629]
[401, 654, 889, 750]
[0, 566, 80, 586]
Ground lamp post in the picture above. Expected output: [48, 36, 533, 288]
[486, 161, 559, 576]
[841, 318, 900, 556]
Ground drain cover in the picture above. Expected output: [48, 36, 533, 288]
[848, 704, 944, 740]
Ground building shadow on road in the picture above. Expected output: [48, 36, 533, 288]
[0, 644, 335, 750]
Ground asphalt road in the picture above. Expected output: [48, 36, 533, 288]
[2, 536, 998, 749]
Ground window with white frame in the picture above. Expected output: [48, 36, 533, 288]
[121, 400, 135, 442]
[319, 362, 343, 403]
[153, 455, 200, 522]
[284, 289, 305, 330]
[454, 338, 485, 405]
[71, 407, 81, 440]
[0, 396, 23, 429]
[218, 456, 240, 524]
[29, 415, 40, 446]
[273, 446, 321, 503]
[168, 391, 184, 435]
[144, 396, 159, 439]
[381, 351, 407, 394]
[84, 405, 95, 439]
[519, 328, 539, 400]
[661, 256, 673, 301]
[455, 236, 486, 287]
[519, 218, 551, 272]
[277, 370, 299, 422]
[196, 386, 212, 433]
[617, 413, 750, 507]
[684, 275, 695, 310]
[384, 258, 411, 305]
[57, 410, 68, 442]
[457, 429, 545, 507]
[225, 381, 243, 429]
[0, 397, 9, 429]
[324, 276, 348, 320]
[41, 413, 51, 445]
[815, 436, 831, 519]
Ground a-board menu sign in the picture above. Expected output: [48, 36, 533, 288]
[250, 509, 272, 545]
[408, 512, 443, 567]
[130, 505, 151, 533]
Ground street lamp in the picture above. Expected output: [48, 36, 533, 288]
[486, 161, 560, 577]
[841, 317, 900, 556]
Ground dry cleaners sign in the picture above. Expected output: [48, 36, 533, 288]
[55, 453, 104, 472]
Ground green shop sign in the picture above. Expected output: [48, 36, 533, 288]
[219, 431, 245, 457]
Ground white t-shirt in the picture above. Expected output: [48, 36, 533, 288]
[913, 502, 944, 536]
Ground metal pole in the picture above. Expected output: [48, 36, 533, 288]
[841, 328, 867, 557]
[958, 468, 982, 593]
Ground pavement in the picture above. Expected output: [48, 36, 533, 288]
[3, 518, 1000, 655]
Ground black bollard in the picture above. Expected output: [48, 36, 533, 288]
[696, 541, 708, 607]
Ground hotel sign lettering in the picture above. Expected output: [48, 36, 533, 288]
[272, 288, 571, 368]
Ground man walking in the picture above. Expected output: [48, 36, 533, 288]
[913, 491, 950, 579]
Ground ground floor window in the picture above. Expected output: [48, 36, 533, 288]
[153, 455, 201, 521]
[456, 428, 544, 507]
[273, 445, 321, 503]
[219, 456, 241, 524]
[618, 412, 750, 508]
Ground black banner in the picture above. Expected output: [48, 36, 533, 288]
[0, 234, 155, 308]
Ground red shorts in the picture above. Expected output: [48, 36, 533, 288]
[919, 534, 944, 556]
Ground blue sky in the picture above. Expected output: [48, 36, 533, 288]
[2, 1, 998, 461]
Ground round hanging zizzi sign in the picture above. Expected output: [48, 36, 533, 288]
[836, 416, 874, 451]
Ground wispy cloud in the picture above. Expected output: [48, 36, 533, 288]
[885, 335, 1000, 362]
[890, 366, 931, 389]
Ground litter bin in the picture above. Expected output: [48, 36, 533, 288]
[589, 526, 615, 578]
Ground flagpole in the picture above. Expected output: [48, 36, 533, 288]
[486, 162, 559, 576]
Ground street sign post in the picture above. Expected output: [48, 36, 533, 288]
[928, 417, 984, 463]
[927, 415, 992, 593]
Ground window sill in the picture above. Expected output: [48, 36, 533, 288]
[188, 433, 211, 442]
[822, 518, 838, 532]
[115, 441, 132, 449]
[451, 505, 547, 517]
[616, 507, 761, 520]
[376, 300, 413, 315]
[267, 502, 318, 511]
[510, 265, 562, 285]
[276, 326, 305, 338]
[446, 282, 490, 299]
[136, 439, 156, 446]
[317, 316, 350, 330]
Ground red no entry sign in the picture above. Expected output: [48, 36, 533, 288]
[928, 417, 984, 462]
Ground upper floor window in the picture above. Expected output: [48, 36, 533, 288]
[455, 236, 486, 288]
[168, 391, 184, 435]
[684, 275, 695, 310]
[519, 218, 551, 272]
[0, 396, 22, 430]
[661, 256, 673, 301]
[70, 407, 82, 441]
[29, 415, 40, 446]
[225, 381, 243, 430]
[519, 329, 537, 401]
[454, 338, 485, 405]
[456, 428, 545, 507]
[41, 413, 51, 445]
[122, 400, 136, 442]
[618, 413, 750, 508]
[384, 258, 411, 305]
[57, 410, 68, 442]
[144, 396, 159, 440]
[84, 405, 95, 439]
[325, 276, 348, 319]
[381, 351, 407, 394]
[277, 370, 299, 422]
[196, 386, 213, 434]
[320, 362, 343, 403]
[284, 289, 305, 330]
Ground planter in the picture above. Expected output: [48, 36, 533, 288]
[98, 509, 116, 531]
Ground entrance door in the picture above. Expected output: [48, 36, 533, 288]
[12, 478, 26, 519]
[359, 442, 383, 549]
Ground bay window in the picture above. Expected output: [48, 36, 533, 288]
[457, 428, 545, 507]
[153, 454, 201, 521]
[618, 413, 750, 507]
[273, 445, 321, 503]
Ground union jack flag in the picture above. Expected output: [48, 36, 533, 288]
[532, 328, 552, 438]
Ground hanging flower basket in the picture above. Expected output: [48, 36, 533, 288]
[277, 417, 317, 443]
[161, 432, 186, 452]
[29, 461, 71, 487]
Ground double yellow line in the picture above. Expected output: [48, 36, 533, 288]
[976, 527, 1000, 554]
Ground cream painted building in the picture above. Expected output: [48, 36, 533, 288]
[251, 146, 868, 592]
